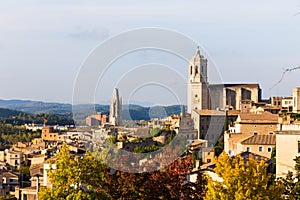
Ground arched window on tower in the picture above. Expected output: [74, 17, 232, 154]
[190, 66, 192, 75]
[195, 66, 198, 74]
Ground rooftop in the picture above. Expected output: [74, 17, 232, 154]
[227, 133, 253, 144]
[275, 130, 300, 135]
[194, 109, 240, 116]
[241, 134, 276, 145]
[237, 152, 272, 165]
[237, 112, 278, 123]
[209, 83, 260, 88]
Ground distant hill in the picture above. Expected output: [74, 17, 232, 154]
[0, 108, 26, 118]
[0, 99, 72, 115]
[0, 99, 183, 121]
[0, 107, 74, 126]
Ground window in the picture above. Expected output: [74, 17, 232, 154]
[259, 146, 263, 152]
[269, 132, 273, 135]
[254, 132, 258, 135]
[190, 66, 192, 74]
[246, 147, 250, 152]
[270, 125, 273, 128]
[207, 159, 211, 163]
[298, 141, 300, 153]
[268, 147, 272, 152]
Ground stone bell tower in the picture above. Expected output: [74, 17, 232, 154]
[109, 88, 122, 126]
[187, 47, 209, 113]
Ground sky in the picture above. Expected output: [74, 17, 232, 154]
[0, 0, 300, 105]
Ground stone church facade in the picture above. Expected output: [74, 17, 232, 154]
[187, 48, 261, 146]
[187, 48, 261, 113]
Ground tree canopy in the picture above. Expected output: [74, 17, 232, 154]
[205, 152, 283, 200]
[39, 144, 109, 200]
[39, 144, 207, 200]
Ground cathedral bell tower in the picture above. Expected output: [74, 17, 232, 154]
[187, 47, 209, 113]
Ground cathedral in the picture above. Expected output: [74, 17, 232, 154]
[187, 47, 261, 113]
[188, 48, 262, 146]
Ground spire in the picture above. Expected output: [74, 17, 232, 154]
[181, 105, 186, 117]
[113, 88, 119, 99]
[110, 88, 122, 126]
[196, 46, 200, 55]
[191, 46, 201, 61]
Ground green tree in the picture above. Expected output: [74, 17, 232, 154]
[104, 154, 207, 199]
[18, 166, 31, 181]
[150, 127, 161, 137]
[39, 144, 109, 200]
[205, 152, 283, 200]
[281, 156, 300, 199]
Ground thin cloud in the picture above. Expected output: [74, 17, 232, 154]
[67, 27, 110, 40]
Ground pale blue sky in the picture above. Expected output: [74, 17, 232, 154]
[0, 0, 299, 105]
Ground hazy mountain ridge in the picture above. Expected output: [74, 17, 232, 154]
[0, 100, 182, 121]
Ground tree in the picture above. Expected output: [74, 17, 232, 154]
[104, 154, 207, 199]
[150, 127, 161, 137]
[18, 166, 30, 181]
[205, 152, 283, 200]
[39, 144, 207, 199]
[39, 144, 109, 200]
[281, 156, 300, 199]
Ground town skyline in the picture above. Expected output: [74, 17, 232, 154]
[0, 0, 300, 104]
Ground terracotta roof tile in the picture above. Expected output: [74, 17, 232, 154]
[241, 134, 276, 145]
[238, 112, 278, 123]
[228, 133, 253, 143]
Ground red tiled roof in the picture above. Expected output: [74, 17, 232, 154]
[238, 112, 278, 123]
[241, 134, 276, 145]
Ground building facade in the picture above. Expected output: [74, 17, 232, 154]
[41, 126, 58, 141]
[276, 130, 300, 178]
[293, 87, 300, 113]
[86, 113, 108, 126]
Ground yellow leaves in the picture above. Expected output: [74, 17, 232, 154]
[39, 144, 108, 200]
[205, 152, 283, 200]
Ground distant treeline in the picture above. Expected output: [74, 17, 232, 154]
[0, 123, 41, 145]
[0, 108, 74, 126]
